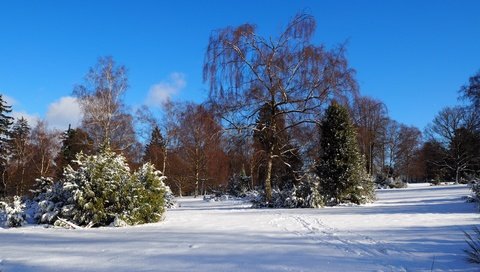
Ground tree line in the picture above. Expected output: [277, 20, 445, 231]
[0, 13, 479, 201]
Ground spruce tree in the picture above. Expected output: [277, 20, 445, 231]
[317, 102, 374, 205]
[9, 117, 32, 195]
[0, 95, 14, 197]
[55, 126, 94, 178]
[143, 125, 166, 173]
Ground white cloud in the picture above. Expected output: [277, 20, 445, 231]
[147, 72, 186, 106]
[45, 96, 83, 130]
[11, 111, 40, 127]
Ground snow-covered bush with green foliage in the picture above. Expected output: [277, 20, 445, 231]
[253, 174, 323, 208]
[32, 149, 169, 227]
[375, 176, 407, 189]
[471, 179, 480, 202]
[283, 175, 323, 208]
[227, 173, 251, 197]
[123, 163, 166, 225]
[30, 177, 69, 224]
[164, 185, 177, 208]
[0, 196, 26, 228]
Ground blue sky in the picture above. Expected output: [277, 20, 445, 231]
[0, 0, 479, 131]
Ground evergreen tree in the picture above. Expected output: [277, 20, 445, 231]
[55, 126, 94, 178]
[9, 117, 32, 196]
[143, 125, 166, 173]
[0, 95, 14, 197]
[316, 102, 374, 205]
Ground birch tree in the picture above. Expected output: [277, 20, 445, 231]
[203, 13, 357, 203]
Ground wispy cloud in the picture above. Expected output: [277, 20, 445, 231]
[147, 72, 186, 106]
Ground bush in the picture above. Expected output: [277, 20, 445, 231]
[471, 179, 480, 201]
[123, 163, 166, 225]
[430, 177, 442, 186]
[0, 196, 26, 228]
[375, 176, 407, 189]
[253, 174, 323, 208]
[30, 177, 69, 224]
[32, 149, 169, 227]
[164, 185, 177, 208]
[227, 173, 251, 197]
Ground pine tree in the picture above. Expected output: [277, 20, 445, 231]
[9, 117, 31, 196]
[55, 126, 94, 178]
[0, 95, 14, 197]
[316, 102, 374, 205]
[143, 125, 167, 173]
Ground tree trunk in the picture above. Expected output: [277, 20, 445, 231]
[455, 167, 460, 184]
[194, 166, 199, 198]
[1, 170, 6, 198]
[264, 146, 274, 204]
[249, 161, 254, 190]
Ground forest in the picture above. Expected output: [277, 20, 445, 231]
[0, 13, 479, 206]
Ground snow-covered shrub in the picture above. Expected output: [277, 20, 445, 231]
[430, 177, 442, 186]
[0, 196, 26, 228]
[388, 178, 407, 189]
[464, 226, 480, 264]
[60, 149, 133, 226]
[471, 179, 480, 202]
[227, 174, 251, 197]
[123, 163, 166, 225]
[253, 174, 323, 208]
[164, 185, 177, 208]
[33, 149, 169, 227]
[284, 175, 324, 208]
[30, 177, 69, 224]
[375, 176, 407, 189]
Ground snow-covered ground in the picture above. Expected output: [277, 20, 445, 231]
[0, 183, 478, 271]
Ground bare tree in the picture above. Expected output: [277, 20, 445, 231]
[396, 125, 422, 181]
[460, 70, 480, 111]
[382, 119, 401, 177]
[203, 13, 357, 202]
[30, 120, 61, 178]
[74, 56, 136, 153]
[351, 96, 389, 176]
[425, 106, 480, 183]
[174, 103, 226, 197]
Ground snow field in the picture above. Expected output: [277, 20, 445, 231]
[0, 183, 478, 271]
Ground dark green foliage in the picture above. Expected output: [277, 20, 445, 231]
[464, 226, 480, 264]
[0, 94, 13, 154]
[8, 117, 32, 196]
[55, 126, 94, 178]
[143, 125, 166, 171]
[227, 173, 251, 197]
[253, 103, 280, 154]
[0, 95, 14, 196]
[283, 174, 323, 208]
[316, 102, 374, 205]
[125, 163, 166, 224]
